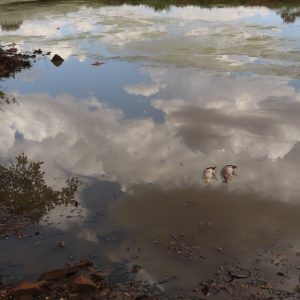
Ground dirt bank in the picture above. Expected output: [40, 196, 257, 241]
[0, 46, 32, 79]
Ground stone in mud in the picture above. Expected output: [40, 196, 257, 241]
[72, 275, 97, 291]
[51, 54, 64, 67]
[9, 280, 48, 297]
[57, 240, 65, 247]
[90, 271, 108, 282]
[39, 260, 93, 281]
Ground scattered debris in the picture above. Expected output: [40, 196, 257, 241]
[0, 261, 166, 299]
[39, 261, 92, 281]
[199, 262, 296, 299]
[57, 241, 66, 248]
[155, 275, 178, 285]
[166, 234, 206, 261]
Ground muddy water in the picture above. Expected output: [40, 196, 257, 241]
[1, 0, 300, 297]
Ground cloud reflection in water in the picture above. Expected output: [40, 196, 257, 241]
[1, 64, 300, 203]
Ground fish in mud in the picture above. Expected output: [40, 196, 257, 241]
[202, 167, 217, 185]
[221, 165, 237, 184]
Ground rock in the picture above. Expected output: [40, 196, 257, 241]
[57, 240, 65, 247]
[51, 54, 64, 67]
[72, 275, 97, 291]
[90, 271, 108, 282]
[39, 260, 93, 281]
[9, 280, 48, 297]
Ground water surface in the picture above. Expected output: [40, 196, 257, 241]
[1, 0, 300, 297]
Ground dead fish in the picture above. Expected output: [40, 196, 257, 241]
[221, 165, 237, 184]
[202, 166, 217, 185]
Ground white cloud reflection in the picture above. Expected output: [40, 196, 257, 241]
[1, 72, 300, 203]
[124, 82, 166, 97]
[0, 3, 300, 205]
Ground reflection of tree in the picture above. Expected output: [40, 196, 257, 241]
[0, 21, 23, 32]
[0, 46, 30, 111]
[278, 8, 300, 23]
[0, 90, 16, 111]
[0, 154, 79, 235]
[1, 0, 300, 27]
[94, 0, 300, 12]
[94, 1, 300, 22]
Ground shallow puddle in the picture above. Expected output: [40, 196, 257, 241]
[1, 0, 300, 297]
